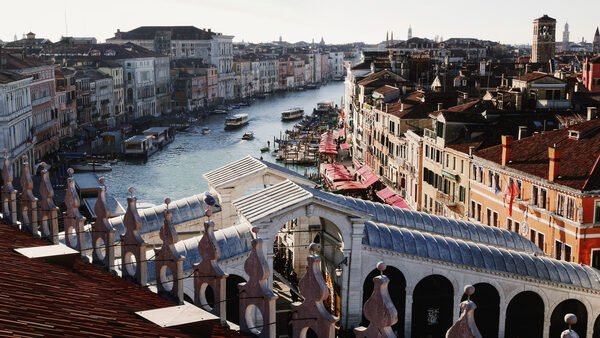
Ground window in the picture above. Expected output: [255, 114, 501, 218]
[461, 160, 464, 174]
[593, 250, 600, 270]
[564, 245, 571, 262]
[459, 186, 466, 202]
[556, 194, 576, 220]
[478, 167, 483, 183]
[537, 232, 545, 251]
[530, 229, 536, 243]
[555, 240, 562, 260]
[487, 170, 493, 187]
[594, 200, 600, 224]
[532, 185, 547, 209]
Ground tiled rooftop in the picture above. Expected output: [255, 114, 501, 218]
[476, 118, 600, 191]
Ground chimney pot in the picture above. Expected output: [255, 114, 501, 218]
[437, 102, 443, 111]
[468, 146, 475, 158]
[548, 145, 561, 182]
[587, 107, 598, 121]
[518, 126, 528, 140]
[501, 135, 513, 166]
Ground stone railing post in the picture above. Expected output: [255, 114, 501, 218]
[239, 227, 278, 338]
[38, 163, 59, 244]
[121, 187, 148, 286]
[561, 314, 580, 338]
[154, 198, 185, 304]
[19, 155, 39, 236]
[446, 285, 482, 338]
[1, 152, 18, 225]
[64, 168, 87, 258]
[92, 177, 116, 271]
[194, 219, 228, 324]
[291, 243, 337, 338]
[354, 262, 398, 338]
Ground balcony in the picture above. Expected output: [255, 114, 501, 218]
[424, 128, 437, 140]
[436, 191, 458, 207]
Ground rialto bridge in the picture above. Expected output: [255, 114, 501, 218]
[136, 156, 600, 337]
[44, 155, 600, 337]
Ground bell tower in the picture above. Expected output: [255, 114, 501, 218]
[532, 14, 556, 63]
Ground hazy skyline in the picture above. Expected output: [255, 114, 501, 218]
[2, 0, 599, 45]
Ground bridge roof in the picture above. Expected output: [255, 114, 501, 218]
[363, 221, 600, 291]
[307, 186, 542, 254]
[203, 156, 315, 190]
[203, 156, 267, 189]
[146, 223, 252, 281]
[108, 193, 216, 237]
[233, 180, 312, 224]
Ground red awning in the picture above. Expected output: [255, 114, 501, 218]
[319, 131, 338, 155]
[385, 195, 410, 209]
[376, 187, 395, 201]
[332, 181, 367, 191]
[363, 175, 379, 187]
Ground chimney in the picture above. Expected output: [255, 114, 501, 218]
[400, 103, 404, 111]
[587, 107, 598, 121]
[501, 135, 513, 166]
[468, 146, 475, 158]
[548, 145, 561, 182]
[437, 102, 443, 111]
[386, 103, 388, 113]
[518, 126, 528, 140]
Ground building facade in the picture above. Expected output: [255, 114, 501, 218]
[0, 71, 34, 176]
[471, 119, 600, 267]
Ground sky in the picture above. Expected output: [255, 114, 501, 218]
[1, 0, 599, 45]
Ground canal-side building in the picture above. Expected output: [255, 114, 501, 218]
[108, 26, 234, 101]
[54, 67, 77, 139]
[2, 53, 58, 163]
[471, 118, 600, 267]
[97, 61, 126, 126]
[0, 70, 34, 175]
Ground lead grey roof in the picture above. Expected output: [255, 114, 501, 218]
[108, 193, 218, 236]
[233, 180, 312, 223]
[307, 187, 541, 254]
[203, 155, 267, 189]
[363, 221, 600, 291]
[146, 223, 253, 281]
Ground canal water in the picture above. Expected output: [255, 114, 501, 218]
[103, 81, 345, 206]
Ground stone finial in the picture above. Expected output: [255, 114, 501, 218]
[561, 314, 580, 338]
[194, 220, 228, 323]
[446, 285, 482, 338]
[155, 197, 185, 303]
[1, 154, 18, 224]
[291, 244, 337, 338]
[19, 157, 39, 236]
[239, 234, 278, 338]
[64, 170, 87, 259]
[121, 191, 148, 286]
[354, 263, 398, 338]
[38, 162, 59, 243]
[92, 179, 116, 271]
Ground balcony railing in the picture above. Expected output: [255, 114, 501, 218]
[424, 128, 437, 139]
[436, 191, 459, 207]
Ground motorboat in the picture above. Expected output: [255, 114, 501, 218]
[260, 146, 270, 153]
[242, 131, 254, 140]
[201, 127, 211, 135]
[71, 162, 113, 172]
[214, 109, 228, 114]
[225, 113, 249, 130]
[281, 108, 304, 121]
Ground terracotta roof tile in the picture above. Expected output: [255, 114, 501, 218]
[0, 223, 247, 337]
[475, 118, 600, 191]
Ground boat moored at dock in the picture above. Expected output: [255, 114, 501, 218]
[123, 135, 159, 159]
[143, 127, 174, 148]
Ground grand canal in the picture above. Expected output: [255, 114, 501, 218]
[103, 81, 344, 206]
